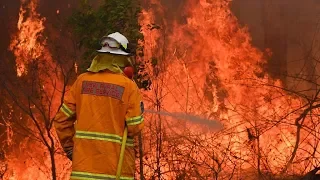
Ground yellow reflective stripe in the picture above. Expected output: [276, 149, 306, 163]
[71, 171, 134, 180]
[60, 103, 74, 117]
[75, 131, 133, 146]
[126, 116, 144, 126]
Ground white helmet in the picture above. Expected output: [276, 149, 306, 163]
[97, 32, 130, 55]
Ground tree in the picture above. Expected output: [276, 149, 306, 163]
[138, 0, 320, 179]
[0, 0, 78, 177]
[0, 46, 76, 180]
[68, 0, 151, 90]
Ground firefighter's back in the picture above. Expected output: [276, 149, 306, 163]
[70, 71, 137, 180]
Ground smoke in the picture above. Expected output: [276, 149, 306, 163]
[158, 0, 189, 24]
[231, 0, 320, 95]
[144, 109, 224, 131]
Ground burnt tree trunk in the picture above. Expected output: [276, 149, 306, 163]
[49, 147, 57, 180]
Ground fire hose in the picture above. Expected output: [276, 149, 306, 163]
[116, 126, 128, 180]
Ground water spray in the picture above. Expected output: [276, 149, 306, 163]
[144, 109, 224, 131]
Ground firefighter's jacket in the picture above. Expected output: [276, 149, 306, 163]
[54, 71, 144, 180]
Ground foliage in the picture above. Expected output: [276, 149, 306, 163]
[68, 0, 151, 90]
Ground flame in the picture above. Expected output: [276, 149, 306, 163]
[140, 0, 320, 178]
[74, 62, 78, 74]
[9, 0, 46, 77]
[5, 0, 70, 179]
[8, 0, 65, 118]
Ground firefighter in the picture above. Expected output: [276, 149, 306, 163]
[53, 32, 144, 180]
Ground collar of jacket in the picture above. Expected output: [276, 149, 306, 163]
[87, 53, 132, 73]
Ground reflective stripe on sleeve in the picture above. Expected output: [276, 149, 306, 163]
[75, 131, 134, 146]
[71, 171, 134, 180]
[126, 116, 144, 126]
[60, 103, 75, 117]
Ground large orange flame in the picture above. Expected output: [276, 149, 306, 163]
[140, 0, 320, 178]
[9, 0, 46, 77]
[5, 0, 71, 179]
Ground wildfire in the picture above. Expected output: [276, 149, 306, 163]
[3, 0, 320, 179]
[9, 0, 46, 77]
[140, 0, 320, 178]
[5, 0, 70, 179]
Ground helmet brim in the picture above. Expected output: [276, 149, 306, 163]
[96, 47, 130, 56]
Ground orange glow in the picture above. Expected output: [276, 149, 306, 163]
[9, 0, 45, 77]
[139, 0, 320, 178]
[5, 0, 70, 179]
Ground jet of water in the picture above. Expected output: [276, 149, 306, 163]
[144, 109, 223, 131]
